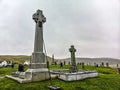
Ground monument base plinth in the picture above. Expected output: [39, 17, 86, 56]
[69, 66, 78, 73]
[25, 68, 50, 82]
[32, 52, 45, 63]
[6, 68, 50, 83]
[50, 70, 98, 81]
[58, 71, 98, 81]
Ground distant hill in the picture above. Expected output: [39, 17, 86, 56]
[56, 58, 120, 65]
[0, 55, 31, 64]
[0, 55, 52, 64]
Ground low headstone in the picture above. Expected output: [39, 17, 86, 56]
[47, 61, 49, 68]
[18, 64, 24, 72]
[81, 62, 85, 70]
[64, 61, 66, 65]
[106, 63, 109, 67]
[55, 62, 57, 65]
[80, 63, 81, 65]
[11, 63, 14, 68]
[60, 62, 63, 68]
[101, 62, 104, 67]
[96, 64, 98, 67]
[94, 63, 98, 68]
[51, 54, 55, 65]
[68, 61, 70, 65]
[117, 64, 119, 68]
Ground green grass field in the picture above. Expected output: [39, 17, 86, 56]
[0, 65, 120, 90]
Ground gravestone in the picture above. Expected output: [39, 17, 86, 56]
[69, 45, 78, 73]
[80, 63, 81, 65]
[47, 61, 49, 68]
[55, 62, 57, 65]
[11, 63, 14, 68]
[64, 61, 66, 65]
[51, 54, 55, 65]
[25, 9, 49, 82]
[106, 63, 109, 67]
[117, 64, 119, 68]
[60, 62, 63, 68]
[18, 64, 24, 72]
[101, 62, 104, 67]
[68, 61, 70, 65]
[81, 62, 85, 70]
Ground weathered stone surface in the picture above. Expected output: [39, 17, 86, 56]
[6, 75, 31, 83]
[25, 68, 49, 81]
[81, 62, 85, 70]
[58, 71, 98, 81]
[18, 64, 24, 72]
[23, 9, 49, 82]
[6, 9, 50, 83]
[51, 54, 55, 65]
[69, 45, 78, 72]
[30, 63, 47, 69]
[31, 9, 46, 66]
[31, 52, 45, 64]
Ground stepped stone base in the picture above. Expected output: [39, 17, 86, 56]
[6, 75, 31, 83]
[69, 66, 78, 73]
[25, 68, 50, 82]
[6, 68, 50, 83]
[58, 71, 98, 81]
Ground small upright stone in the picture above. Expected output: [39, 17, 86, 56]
[51, 54, 55, 65]
[81, 62, 85, 70]
[18, 64, 24, 72]
[69, 45, 78, 73]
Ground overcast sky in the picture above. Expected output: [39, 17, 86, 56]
[0, 0, 120, 59]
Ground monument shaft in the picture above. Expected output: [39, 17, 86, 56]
[71, 50, 76, 66]
[34, 23, 43, 52]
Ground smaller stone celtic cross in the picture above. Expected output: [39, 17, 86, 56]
[69, 45, 78, 73]
[69, 45, 76, 66]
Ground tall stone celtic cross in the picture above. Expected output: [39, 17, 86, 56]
[32, 9, 46, 53]
[69, 45, 76, 66]
[31, 9, 46, 67]
[25, 9, 50, 82]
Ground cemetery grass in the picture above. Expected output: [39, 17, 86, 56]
[0, 65, 120, 90]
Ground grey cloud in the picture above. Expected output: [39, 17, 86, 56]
[0, 0, 119, 58]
